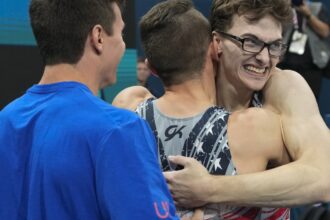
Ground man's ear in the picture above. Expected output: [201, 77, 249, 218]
[90, 25, 104, 54]
[212, 31, 222, 60]
[145, 59, 158, 76]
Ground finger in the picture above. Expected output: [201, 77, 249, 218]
[168, 155, 191, 167]
[180, 216, 188, 220]
[180, 214, 192, 220]
[163, 170, 176, 182]
[191, 208, 204, 220]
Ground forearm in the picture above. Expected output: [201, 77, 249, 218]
[209, 160, 330, 207]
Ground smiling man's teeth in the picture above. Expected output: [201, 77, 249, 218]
[245, 66, 265, 74]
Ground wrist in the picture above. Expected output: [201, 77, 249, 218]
[207, 175, 224, 204]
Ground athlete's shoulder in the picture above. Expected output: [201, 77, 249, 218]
[229, 107, 285, 163]
[112, 86, 154, 111]
[263, 67, 317, 115]
[266, 68, 311, 94]
[229, 108, 282, 150]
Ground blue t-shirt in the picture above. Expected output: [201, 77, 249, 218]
[0, 81, 178, 220]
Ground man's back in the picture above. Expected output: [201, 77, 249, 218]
[136, 99, 231, 173]
[137, 99, 290, 219]
[0, 82, 176, 219]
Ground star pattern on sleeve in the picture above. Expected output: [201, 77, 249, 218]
[205, 122, 214, 135]
[216, 111, 227, 121]
[194, 139, 205, 154]
[214, 158, 223, 171]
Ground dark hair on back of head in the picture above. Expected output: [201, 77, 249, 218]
[137, 57, 145, 64]
[29, 0, 124, 65]
[140, 0, 211, 87]
[210, 0, 293, 33]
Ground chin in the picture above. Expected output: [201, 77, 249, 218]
[239, 72, 270, 92]
[246, 81, 267, 92]
[241, 77, 268, 92]
[110, 77, 117, 85]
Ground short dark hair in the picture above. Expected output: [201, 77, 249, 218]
[29, 0, 124, 65]
[210, 0, 293, 33]
[140, 0, 211, 87]
[137, 57, 145, 64]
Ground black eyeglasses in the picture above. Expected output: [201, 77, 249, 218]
[218, 31, 287, 57]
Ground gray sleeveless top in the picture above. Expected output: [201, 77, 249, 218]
[136, 97, 289, 219]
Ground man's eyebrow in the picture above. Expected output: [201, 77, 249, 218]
[241, 33, 283, 43]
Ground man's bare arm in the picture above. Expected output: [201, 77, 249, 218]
[112, 86, 154, 111]
[164, 69, 330, 208]
[261, 69, 330, 203]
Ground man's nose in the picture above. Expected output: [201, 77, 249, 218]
[255, 46, 270, 64]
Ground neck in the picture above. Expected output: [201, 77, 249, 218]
[157, 77, 215, 118]
[216, 73, 254, 112]
[39, 63, 99, 95]
[137, 80, 146, 87]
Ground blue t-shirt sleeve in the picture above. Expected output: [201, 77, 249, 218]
[95, 117, 178, 219]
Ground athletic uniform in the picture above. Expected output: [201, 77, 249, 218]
[251, 92, 263, 108]
[0, 82, 178, 220]
[136, 98, 289, 220]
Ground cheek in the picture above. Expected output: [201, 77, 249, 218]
[272, 58, 280, 67]
[116, 43, 125, 62]
[226, 47, 244, 64]
[113, 37, 125, 57]
[120, 41, 126, 54]
[224, 53, 242, 70]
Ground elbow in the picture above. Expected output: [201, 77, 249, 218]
[321, 191, 330, 203]
[322, 162, 330, 202]
[320, 32, 329, 39]
[322, 182, 330, 203]
[318, 175, 330, 203]
[319, 29, 330, 39]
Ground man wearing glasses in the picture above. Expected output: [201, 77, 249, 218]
[218, 31, 287, 60]
[164, 0, 330, 215]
